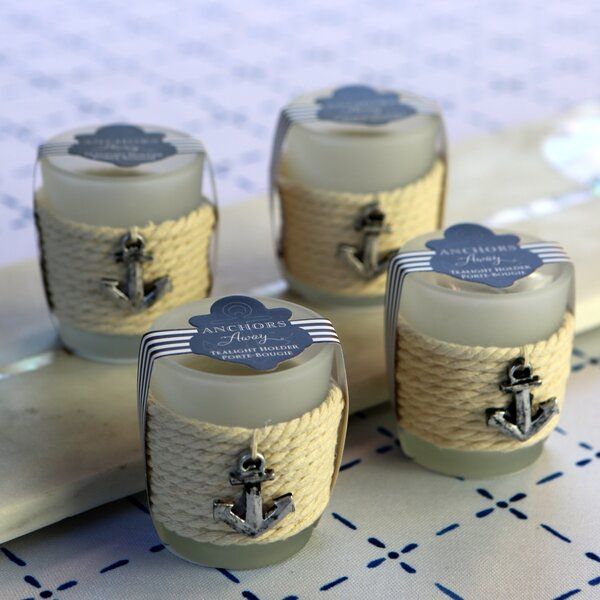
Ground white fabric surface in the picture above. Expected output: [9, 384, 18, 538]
[0, 0, 599, 267]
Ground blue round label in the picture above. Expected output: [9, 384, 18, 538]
[426, 224, 543, 288]
[315, 85, 416, 126]
[188, 296, 314, 371]
[68, 124, 177, 167]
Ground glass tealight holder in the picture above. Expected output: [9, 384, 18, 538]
[36, 124, 215, 363]
[148, 297, 336, 569]
[395, 231, 574, 478]
[275, 85, 446, 306]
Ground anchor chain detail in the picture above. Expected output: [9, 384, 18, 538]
[213, 451, 295, 537]
[487, 357, 558, 441]
[101, 231, 171, 312]
[337, 202, 398, 280]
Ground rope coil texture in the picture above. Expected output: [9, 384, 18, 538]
[34, 192, 216, 334]
[146, 383, 345, 545]
[278, 160, 445, 297]
[395, 312, 574, 451]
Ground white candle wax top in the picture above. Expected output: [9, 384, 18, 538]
[40, 124, 204, 227]
[399, 230, 574, 347]
[282, 89, 441, 193]
[150, 297, 335, 429]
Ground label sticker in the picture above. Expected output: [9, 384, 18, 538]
[426, 223, 543, 288]
[188, 296, 316, 370]
[68, 124, 177, 167]
[315, 85, 416, 126]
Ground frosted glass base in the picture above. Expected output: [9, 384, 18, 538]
[399, 430, 545, 479]
[154, 520, 315, 569]
[286, 272, 383, 307]
[57, 320, 139, 364]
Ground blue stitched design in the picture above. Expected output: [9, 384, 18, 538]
[339, 458, 361, 471]
[574, 441, 600, 467]
[436, 523, 460, 536]
[540, 524, 571, 543]
[475, 489, 527, 519]
[332, 512, 357, 530]
[1, 547, 26, 566]
[554, 590, 581, 600]
[374, 426, 400, 454]
[536, 471, 564, 485]
[241, 592, 299, 599]
[366, 537, 418, 573]
[99, 559, 129, 574]
[319, 576, 348, 591]
[554, 551, 600, 599]
[435, 582, 464, 599]
[217, 568, 240, 584]
[21, 574, 78, 599]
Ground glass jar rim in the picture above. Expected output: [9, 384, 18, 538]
[287, 87, 441, 136]
[400, 229, 573, 301]
[42, 123, 202, 181]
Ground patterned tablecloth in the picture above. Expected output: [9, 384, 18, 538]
[1, 334, 599, 600]
[0, 1, 599, 598]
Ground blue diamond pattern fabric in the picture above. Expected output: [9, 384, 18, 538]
[1, 336, 599, 599]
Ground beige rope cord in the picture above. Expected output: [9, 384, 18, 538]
[278, 160, 445, 297]
[34, 192, 216, 334]
[146, 383, 345, 545]
[395, 312, 574, 451]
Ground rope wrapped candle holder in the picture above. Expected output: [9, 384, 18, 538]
[385, 224, 575, 478]
[138, 295, 349, 569]
[35, 124, 218, 363]
[270, 85, 447, 304]
[395, 313, 574, 451]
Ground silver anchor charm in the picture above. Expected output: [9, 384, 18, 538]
[487, 357, 558, 441]
[338, 202, 396, 279]
[101, 231, 171, 312]
[213, 452, 294, 537]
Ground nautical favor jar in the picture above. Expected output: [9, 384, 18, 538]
[385, 224, 574, 478]
[270, 84, 446, 304]
[35, 124, 217, 363]
[138, 295, 348, 568]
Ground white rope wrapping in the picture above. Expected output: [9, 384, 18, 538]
[146, 383, 345, 545]
[278, 160, 445, 297]
[35, 191, 216, 334]
[395, 313, 574, 451]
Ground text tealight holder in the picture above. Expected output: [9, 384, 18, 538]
[35, 124, 217, 363]
[385, 224, 575, 478]
[138, 295, 348, 569]
[270, 84, 446, 305]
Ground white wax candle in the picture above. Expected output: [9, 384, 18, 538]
[283, 90, 440, 193]
[397, 229, 574, 477]
[39, 124, 205, 363]
[149, 297, 334, 568]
